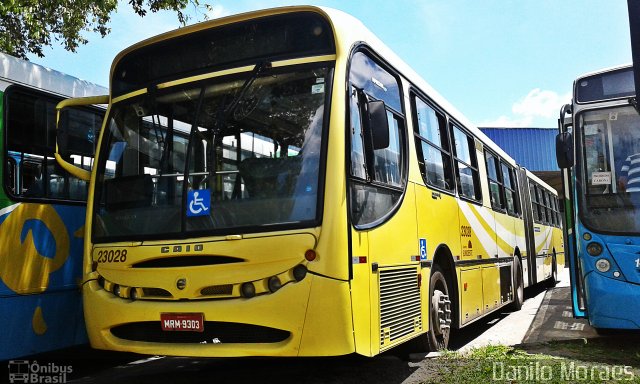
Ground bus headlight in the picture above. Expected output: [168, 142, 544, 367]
[268, 276, 282, 293]
[293, 265, 308, 282]
[587, 242, 603, 256]
[241, 282, 256, 298]
[595, 259, 611, 273]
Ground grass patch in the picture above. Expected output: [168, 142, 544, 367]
[418, 343, 640, 384]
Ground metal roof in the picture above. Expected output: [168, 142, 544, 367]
[0, 52, 107, 97]
[479, 127, 559, 172]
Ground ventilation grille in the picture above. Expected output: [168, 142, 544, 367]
[379, 266, 422, 347]
[142, 288, 173, 298]
[132, 256, 243, 268]
[201, 284, 233, 296]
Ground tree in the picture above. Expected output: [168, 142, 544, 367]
[0, 1, 211, 59]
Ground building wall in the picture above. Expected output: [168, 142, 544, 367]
[480, 128, 559, 172]
[480, 127, 561, 193]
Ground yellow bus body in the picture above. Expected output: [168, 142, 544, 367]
[79, 6, 562, 357]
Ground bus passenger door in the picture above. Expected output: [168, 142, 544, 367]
[346, 58, 419, 354]
[451, 129, 487, 323]
[517, 168, 537, 287]
[556, 108, 585, 317]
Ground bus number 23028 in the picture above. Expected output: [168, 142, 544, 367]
[96, 249, 127, 263]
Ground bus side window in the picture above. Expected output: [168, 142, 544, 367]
[412, 95, 453, 191]
[5, 158, 17, 195]
[22, 160, 43, 197]
[451, 124, 481, 201]
[485, 151, 504, 210]
[530, 183, 540, 222]
[348, 51, 406, 227]
[501, 162, 518, 216]
[536, 186, 547, 223]
[5, 87, 102, 202]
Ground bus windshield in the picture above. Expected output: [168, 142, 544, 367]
[93, 65, 330, 241]
[577, 105, 640, 233]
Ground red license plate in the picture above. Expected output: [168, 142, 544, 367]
[160, 313, 204, 332]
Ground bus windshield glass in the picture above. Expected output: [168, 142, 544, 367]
[577, 105, 640, 233]
[93, 65, 330, 241]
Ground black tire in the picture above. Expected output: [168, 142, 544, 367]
[509, 257, 524, 311]
[546, 253, 558, 288]
[425, 265, 452, 351]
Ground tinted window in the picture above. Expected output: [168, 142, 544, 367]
[5, 88, 102, 201]
[576, 67, 635, 103]
[113, 12, 336, 96]
[530, 183, 540, 222]
[350, 52, 402, 112]
[501, 162, 518, 216]
[485, 151, 503, 210]
[348, 53, 405, 227]
[413, 96, 453, 191]
[452, 125, 480, 201]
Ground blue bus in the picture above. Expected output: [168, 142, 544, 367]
[556, 64, 640, 331]
[0, 52, 106, 360]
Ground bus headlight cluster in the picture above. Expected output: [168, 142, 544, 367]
[586, 242, 603, 256]
[99, 276, 136, 300]
[595, 259, 611, 273]
[240, 264, 308, 298]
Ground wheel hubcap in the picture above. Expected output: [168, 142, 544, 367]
[432, 290, 452, 335]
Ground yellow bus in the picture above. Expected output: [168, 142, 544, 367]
[56, 6, 561, 357]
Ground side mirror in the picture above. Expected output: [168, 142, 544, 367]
[556, 131, 574, 169]
[367, 100, 390, 150]
[558, 103, 573, 133]
[55, 95, 109, 181]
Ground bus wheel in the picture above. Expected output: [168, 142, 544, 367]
[546, 253, 558, 288]
[510, 257, 524, 311]
[426, 266, 452, 351]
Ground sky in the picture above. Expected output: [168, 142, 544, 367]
[27, 0, 633, 129]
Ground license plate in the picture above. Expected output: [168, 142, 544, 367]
[160, 313, 204, 332]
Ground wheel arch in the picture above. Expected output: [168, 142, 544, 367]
[431, 244, 459, 329]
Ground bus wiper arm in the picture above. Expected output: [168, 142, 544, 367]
[180, 87, 207, 231]
[225, 60, 271, 115]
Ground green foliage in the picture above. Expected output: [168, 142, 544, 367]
[0, 0, 212, 59]
[419, 344, 640, 384]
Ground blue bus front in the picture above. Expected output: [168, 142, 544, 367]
[562, 66, 640, 330]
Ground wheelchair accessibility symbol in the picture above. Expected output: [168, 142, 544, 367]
[187, 189, 211, 217]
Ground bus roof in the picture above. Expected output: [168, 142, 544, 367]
[0, 52, 107, 98]
[576, 63, 632, 83]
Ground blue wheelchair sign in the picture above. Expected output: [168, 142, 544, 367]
[419, 238, 427, 260]
[187, 189, 211, 217]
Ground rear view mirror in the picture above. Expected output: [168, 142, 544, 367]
[367, 100, 390, 150]
[55, 95, 109, 181]
[556, 132, 574, 169]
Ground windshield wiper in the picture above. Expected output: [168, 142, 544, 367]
[224, 60, 272, 116]
[181, 87, 207, 231]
